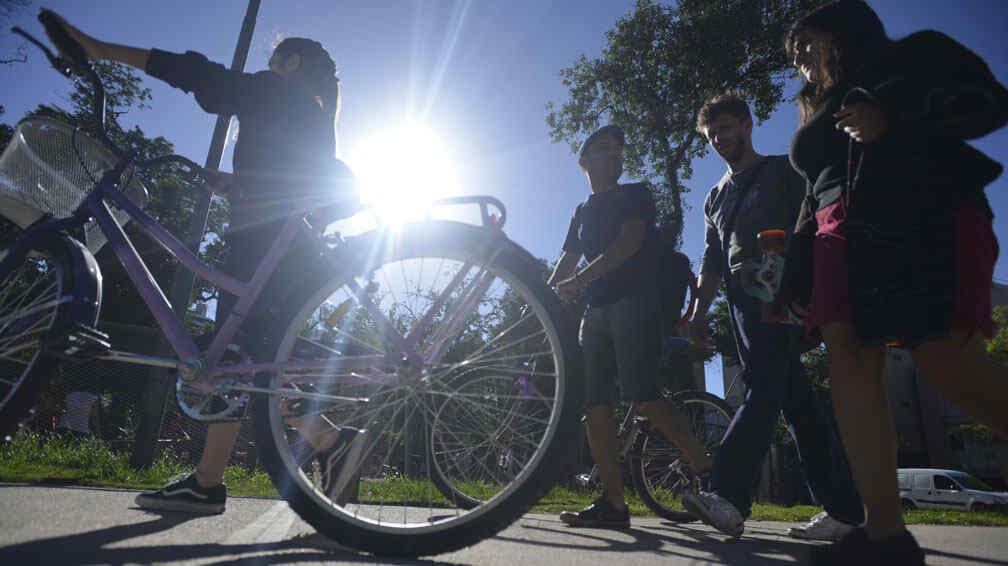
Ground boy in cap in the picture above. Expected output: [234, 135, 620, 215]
[549, 125, 712, 528]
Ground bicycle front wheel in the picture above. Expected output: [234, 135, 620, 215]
[629, 390, 733, 522]
[0, 243, 73, 437]
[250, 221, 581, 556]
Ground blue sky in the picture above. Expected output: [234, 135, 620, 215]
[2, 0, 1006, 395]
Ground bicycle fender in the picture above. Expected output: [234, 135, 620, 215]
[55, 235, 102, 327]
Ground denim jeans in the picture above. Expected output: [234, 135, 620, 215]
[710, 286, 863, 524]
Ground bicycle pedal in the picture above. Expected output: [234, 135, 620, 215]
[48, 323, 111, 359]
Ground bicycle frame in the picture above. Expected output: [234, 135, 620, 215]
[3, 160, 510, 400]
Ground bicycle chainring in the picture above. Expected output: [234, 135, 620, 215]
[175, 376, 249, 422]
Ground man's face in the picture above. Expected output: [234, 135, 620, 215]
[578, 133, 624, 183]
[703, 113, 752, 165]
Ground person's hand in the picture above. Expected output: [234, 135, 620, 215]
[554, 275, 585, 301]
[834, 102, 889, 143]
[203, 170, 235, 196]
[43, 12, 105, 61]
[687, 316, 714, 349]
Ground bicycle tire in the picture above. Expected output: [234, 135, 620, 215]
[250, 221, 581, 556]
[0, 242, 74, 437]
[629, 389, 733, 522]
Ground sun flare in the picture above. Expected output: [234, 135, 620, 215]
[346, 125, 460, 226]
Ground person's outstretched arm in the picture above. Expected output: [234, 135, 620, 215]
[45, 11, 262, 118]
[44, 12, 149, 70]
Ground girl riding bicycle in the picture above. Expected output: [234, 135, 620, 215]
[45, 12, 358, 514]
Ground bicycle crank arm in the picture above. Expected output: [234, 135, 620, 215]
[98, 350, 184, 369]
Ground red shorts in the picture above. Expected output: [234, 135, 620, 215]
[806, 200, 998, 340]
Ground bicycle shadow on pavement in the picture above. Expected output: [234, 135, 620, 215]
[499, 517, 816, 565]
[0, 509, 464, 566]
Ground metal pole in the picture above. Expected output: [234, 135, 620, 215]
[131, 0, 262, 469]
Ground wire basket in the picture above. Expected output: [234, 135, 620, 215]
[0, 116, 148, 252]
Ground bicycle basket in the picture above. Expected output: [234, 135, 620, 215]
[0, 116, 148, 252]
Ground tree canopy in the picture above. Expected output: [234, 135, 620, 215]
[546, 0, 819, 244]
[0, 61, 227, 327]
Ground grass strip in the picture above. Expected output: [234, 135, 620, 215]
[2, 432, 1005, 526]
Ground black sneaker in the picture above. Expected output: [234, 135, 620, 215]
[810, 528, 925, 566]
[318, 427, 367, 505]
[559, 496, 630, 529]
[134, 473, 226, 514]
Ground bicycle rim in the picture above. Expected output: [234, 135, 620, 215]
[255, 225, 574, 551]
[0, 250, 66, 435]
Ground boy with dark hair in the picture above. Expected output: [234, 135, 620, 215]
[682, 93, 863, 540]
[549, 125, 712, 528]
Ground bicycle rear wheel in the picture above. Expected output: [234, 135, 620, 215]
[250, 221, 581, 556]
[0, 243, 72, 437]
[629, 390, 733, 522]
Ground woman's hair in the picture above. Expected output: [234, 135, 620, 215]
[785, 0, 889, 124]
[272, 37, 341, 118]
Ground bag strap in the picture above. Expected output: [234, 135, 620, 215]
[720, 157, 771, 273]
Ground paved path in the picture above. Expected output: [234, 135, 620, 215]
[1, 483, 1005, 564]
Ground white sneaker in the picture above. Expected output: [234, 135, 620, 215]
[682, 490, 744, 538]
[788, 510, 855, 542]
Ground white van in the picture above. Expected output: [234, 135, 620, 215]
[897, 468, 1008, 512]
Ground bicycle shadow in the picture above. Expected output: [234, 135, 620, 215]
[499, 517, 816, 565]
[0, 509, 463, 566]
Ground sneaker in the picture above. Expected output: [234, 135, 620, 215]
[681, 490, 744, 538]
[318, 427, 367, 505]
[789, 510, 856, 542]
[559, 496, 630, 529]
[809, 528, 924, 566]
[134, 472, 226, 514]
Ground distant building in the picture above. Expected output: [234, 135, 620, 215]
[883, 282, 1008, 488]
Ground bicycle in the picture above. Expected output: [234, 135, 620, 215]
[0, 15, 581, 557]
[572, 386, 734, 522]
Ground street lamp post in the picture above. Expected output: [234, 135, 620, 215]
[131, 0, 261, 468]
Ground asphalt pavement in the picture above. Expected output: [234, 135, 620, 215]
[1, 483, 1005, 565]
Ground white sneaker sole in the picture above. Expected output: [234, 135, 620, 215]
[681, 494, 743, 538]
[787, 526, 849, 542]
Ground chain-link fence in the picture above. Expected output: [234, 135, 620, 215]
[23, 322, 257, 471]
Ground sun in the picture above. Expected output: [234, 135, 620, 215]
[345, 124, 460, 226]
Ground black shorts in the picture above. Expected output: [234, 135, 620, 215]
[579, 292, 663, 407]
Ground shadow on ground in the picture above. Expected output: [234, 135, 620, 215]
[0, 510, 463, 566]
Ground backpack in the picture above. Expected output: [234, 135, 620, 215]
[658, 245, 693, 333]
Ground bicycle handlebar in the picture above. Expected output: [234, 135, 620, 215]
[18, 10, 118, 157]
[14, 13, 211, 184]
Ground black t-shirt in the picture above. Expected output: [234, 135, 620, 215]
[562, 183, 660, 306]
[145, 49, 357, 228]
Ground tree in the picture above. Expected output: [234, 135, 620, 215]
[985, 305, 1008, 367]
[1, 0, 30, 65]
[546, 0, 819, 244]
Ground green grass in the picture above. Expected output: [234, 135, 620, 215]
[2, 432, 1006, 526]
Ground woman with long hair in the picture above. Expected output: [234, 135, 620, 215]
[44, 12, 357, 514]
[784, 1, 1008, 563]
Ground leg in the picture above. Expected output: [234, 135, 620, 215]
[912, 329, 1008, 438]
[195, 421, 241, 486]
[708, 294, 791, 518]
[820, 322, 898, 540]
[780, 345, 864, 526]
[584, 404, 627, 509]
[559, 307, 630, 528]
[636, 399, 712, 473]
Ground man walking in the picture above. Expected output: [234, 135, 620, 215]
[682, 94, 863, 540]
[549, 124, 712, 528]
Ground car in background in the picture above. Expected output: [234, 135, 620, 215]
[898, 468, 1008, 512]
